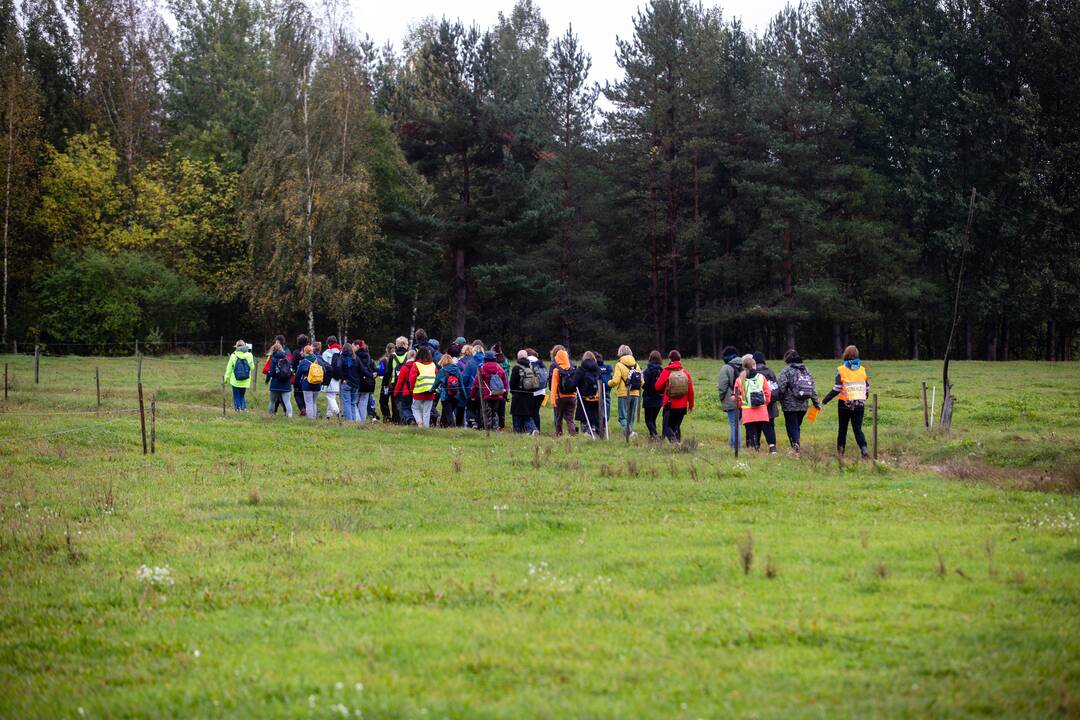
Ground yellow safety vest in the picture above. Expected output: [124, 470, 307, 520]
[837, 364, 867, 402]
[413, 362, 437, 394]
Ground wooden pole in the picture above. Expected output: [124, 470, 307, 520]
[150, 395, 156, 455]
[137, 354, 147, 455]
[872, 393, 878, 461]
[921, 382, 929, 430]
[734, 406, 741, 458]
[33, 344, 39, 384]
[95, 366, 100, 410]
[219, 336, 223, 357]
[929, 385, 936, 430]
[3, 362, 7, 401]
[221, 379, 227, 416]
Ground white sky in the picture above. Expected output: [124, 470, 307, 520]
[350, 0, 790, 87]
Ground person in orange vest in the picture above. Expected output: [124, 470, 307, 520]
[821, 344, 871, 459]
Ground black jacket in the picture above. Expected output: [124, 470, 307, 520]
[642, 361, 664, 409]
[509, 360, 534, 416]
[756, 362, 780, 419]
[573, 358, 601, 400]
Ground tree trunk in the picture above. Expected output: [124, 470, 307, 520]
[302, 68, 315, 339]
[560, 108, 571, 347]
[909, 320, 919, 360]
[454, 150, 471, 338]
[965, 318, 973, 360]
[650, 191, 660, 350]
[1001, 318, 1010, 361]
[986, 317, 998, 361]
[783, 225, 795, 352]
[692, 154, 702, 358]
[833, 322, 843, 359]
[2, 95, 12, 347]
[1048, 319, 1057, 362]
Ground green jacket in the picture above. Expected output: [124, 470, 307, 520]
[224, 350, 256, 388]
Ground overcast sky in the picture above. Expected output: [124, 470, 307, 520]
[350, 0, 790, 87]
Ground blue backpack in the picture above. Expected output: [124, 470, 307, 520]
[233, 355, 250, 381]
[486, 371, 506, 397]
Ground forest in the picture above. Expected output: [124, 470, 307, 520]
[0, 0, 1077, 359]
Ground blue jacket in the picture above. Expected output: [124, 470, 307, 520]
[266, 350, 293, 393]
[433, 363, 464, 402]
[461, 356, 481, 398]
[297, 355, 320, 392]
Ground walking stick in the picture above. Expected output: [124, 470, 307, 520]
[576, 388, 596, 439]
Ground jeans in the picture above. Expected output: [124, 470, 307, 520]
[783, 410, 806, 448]
[268, 390, 292, 417]
[745, 420, 777, 450]
[231, 385, 247, 411]
[644, 405, 661, 437]
[555, 397, 577, 436]
[356, 392, 372, 422]
[663, 406, 686, 443]
[512, 415, 537, 434]
[397, 397, 415, 425]
[617, 395, 639, 434]
[726, 409, 739, 449]
[340, 384, 356, 421]
[294, 385, 305, 416]
[381, 387, 394, 423]
[303, 391, 319, 419]
[837, 402, 867, 453]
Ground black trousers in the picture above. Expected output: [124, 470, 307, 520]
[745, 420, 777, 449]
[644, 405, 661, 437]
[662, 406, 686, 442]
[837, 402, 867, 452]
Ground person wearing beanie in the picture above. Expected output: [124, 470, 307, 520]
[224, 339, 256, 411]
[716, 345, 742, 449]
[776, 348, 820, 452]
[654, 350, 694, 443]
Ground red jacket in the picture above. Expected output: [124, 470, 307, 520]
[472, 361, 509, 401]
[393, 360, 415, 397]
[655, 361, 694, 410]
[407, 361, 437, 401]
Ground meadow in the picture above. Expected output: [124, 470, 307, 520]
[0, 354, 1078, 718]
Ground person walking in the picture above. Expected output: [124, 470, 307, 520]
[433, 354, 464, 427]
[608, 344, 642, 437]
[265, 342, 294, 417]
[377, 342, 396, 423]
[574, 352, 603, 437]
[716, 345, 742, 450]
[474, 350, 509, 431]
[776, 348, 820, 452]
[292, 333, 309, 416]
[321, 336, 343, 418]
[821, 345, 871, 459]
[408, 346, 438, 428]
[393, 349, 417, 425]
[491, 343, 510, 430]
[641, 350, 664, 439]
[526, 348, 547, 433]
[548, 345, 567, 427]
[262, 335, 290, 415]
[462, 343, 484, 429]
[296, 344, 322, 420]
[753, 351, 780, 446]
[735, 354, 777, 453]
[351, 340, 377, 423]
[223, 340, 255, 412]
[550, 349, 577, 436]
[655, 350, 694, 443]
[338, 342, 358, 421]
[509, 349, 540, 434]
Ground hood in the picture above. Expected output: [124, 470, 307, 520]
[788, 361, 806, 369]
[723, 352, 739, 364]
[745, 368, 758, 379]
[619, 355, 637, 368]
[271, 350, 287, 361]
[517, 358, 531, 367]
[581, 357, 599, 371]
[526, 355, 539, 363]
[844, 358, 861, 370]
[647, 360, 662, 368]
[752, 351, 766, 365]
[305, 353, 318, 362]
[484, 351, 496, 361]
[328, 343, 341, 350]
[356, 349, 371, 362]
[555, 350, 570, 369]
[667, 360, 683, 370]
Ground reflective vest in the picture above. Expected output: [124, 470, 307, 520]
[838, 364, 867, 402]
[413, 362, 436, 395]
[391, 351, 408, 380]
[740, 373, 765, 409]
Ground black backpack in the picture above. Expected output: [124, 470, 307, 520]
[357, 358, 376, 392]
[577, 371, 597, 398]
[317, 356, 333, 387]
[330, 351, 345, 381]
[272, 356, 292, 382]
[557, 365, 577, 395]
[626, 366, 643, 391]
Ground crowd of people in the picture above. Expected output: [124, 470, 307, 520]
[223, 330, 873, 457]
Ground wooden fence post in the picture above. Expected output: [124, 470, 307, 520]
[150, 394, 156, 454]
[921, 382, 929, 430]
[95, 367, 101, 410]
[137, 354, 147, 455]
[3, 362, 7, 401]
[734, 407, 741, 458]
[872, 393, 879, 461]
[34, 345, 39, 384]
[221, 380, 226, 417]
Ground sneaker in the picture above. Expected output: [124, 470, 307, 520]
[629, 431, 637, 439]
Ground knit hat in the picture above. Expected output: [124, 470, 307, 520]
[753, 351, 766, 365]
[455, 336, 467, 345]
[484, 351, 496, 361]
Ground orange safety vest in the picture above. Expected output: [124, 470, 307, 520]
[837, 364, 867, 402]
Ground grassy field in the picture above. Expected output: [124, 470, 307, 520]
[0, 354, 1078, 718]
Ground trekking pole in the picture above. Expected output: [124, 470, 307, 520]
[478, 376, 490, 437]
[576, 389, 596, 439]
[734, 405, 741, 458]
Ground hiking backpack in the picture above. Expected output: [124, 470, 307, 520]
[557, 366, 577, 395]
[330, 352, 345, 381]
[577, 372, 598, 399]
[272, 357, 292, 383]
[745, 374, 766, 407]
[626, 366, 643, 391]
[519, 365, 540, 391]
[793, 367, 815, 400]
[445, 370, 461, 398]
[667, 369, 689, 399]
[533, 363, 548, 389]
[317, 357, 333, 386]
[233, 355, 250, 381]
[357, 359, 376, 392]
[306, 360, 325, 386]
[486, 371, 506, 397]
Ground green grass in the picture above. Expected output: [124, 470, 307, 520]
[0, 354, 1078, 718]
